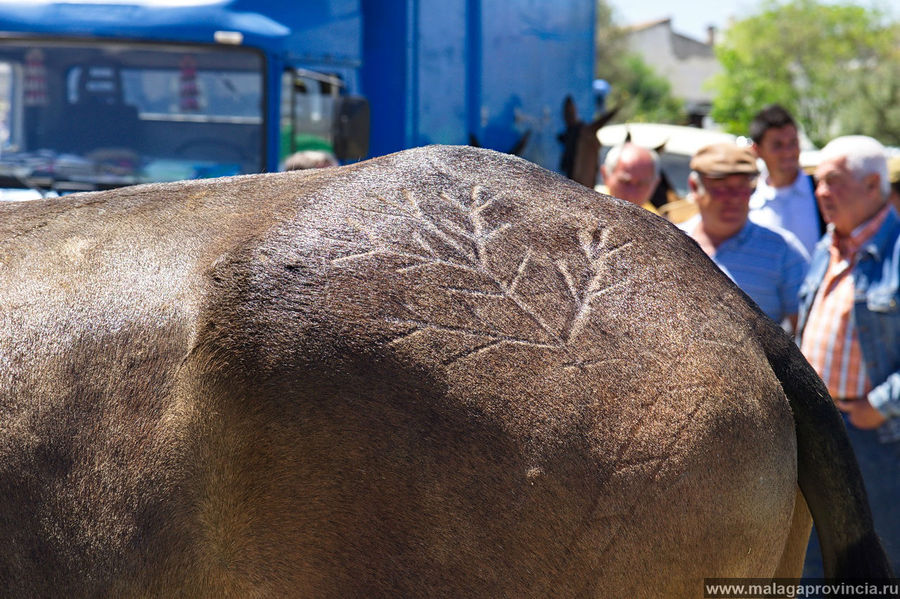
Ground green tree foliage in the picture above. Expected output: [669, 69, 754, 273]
[839, 32, 900, 144]
[613, 55, 686, 123]
[594, 1, 685, 123]
[594, 0, 628, 84]
[709, 0, 900, 146]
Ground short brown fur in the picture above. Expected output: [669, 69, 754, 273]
[0, 146, 889, 597]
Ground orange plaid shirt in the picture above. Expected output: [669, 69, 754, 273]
[800, 205, 891, 399]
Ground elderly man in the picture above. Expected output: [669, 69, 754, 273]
[679, 143, 809, 330]
[748, 104, 824, 256]
[597, 142, 660, 214]
[798, 135, 900, 576]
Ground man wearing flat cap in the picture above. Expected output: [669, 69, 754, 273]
[679, 142, 810, 331]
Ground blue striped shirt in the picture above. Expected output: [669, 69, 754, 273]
[680, 217, 810, 322]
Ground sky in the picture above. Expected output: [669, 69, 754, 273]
[609, 0, 894, 43]
[609, 0, 756, 41]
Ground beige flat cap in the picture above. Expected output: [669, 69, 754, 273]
[690, 143, 759, 178]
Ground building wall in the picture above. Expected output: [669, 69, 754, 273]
[625, 20, 719, 115]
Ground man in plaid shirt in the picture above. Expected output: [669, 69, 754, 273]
[797, 135, 900, 576]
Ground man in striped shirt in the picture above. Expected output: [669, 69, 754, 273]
[679, 142, 810, 331]
[797, 135, 900, 576]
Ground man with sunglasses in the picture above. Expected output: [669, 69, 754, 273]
[679, 142, 810, 332]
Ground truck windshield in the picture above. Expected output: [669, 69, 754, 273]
[0, 39, 264, 191]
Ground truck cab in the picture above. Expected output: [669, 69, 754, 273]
[0, 0, 368, 195]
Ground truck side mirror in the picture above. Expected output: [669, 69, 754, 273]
[332, 95, 370, 161]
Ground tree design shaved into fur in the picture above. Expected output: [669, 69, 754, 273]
[334, 186, 642, 368]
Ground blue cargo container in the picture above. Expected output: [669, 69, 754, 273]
[0, 0, 594, 192]
[363, 0, 596, 171]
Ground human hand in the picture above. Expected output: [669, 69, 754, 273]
[835, 397, 887, 430]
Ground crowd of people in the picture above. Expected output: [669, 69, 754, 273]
[598, 105, 900, 576]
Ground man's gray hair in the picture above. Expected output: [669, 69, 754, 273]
[603, 142, 661, 179]
[819, 135, 889, 198]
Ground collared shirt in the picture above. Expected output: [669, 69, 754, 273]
[679, 217, 810, 323]
[800, 205, 891, 400]
[750, 169, 821, 256]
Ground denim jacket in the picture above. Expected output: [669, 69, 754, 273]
[797, 206, 900, 443]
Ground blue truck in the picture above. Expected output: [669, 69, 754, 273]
[0, 0, 595, 193]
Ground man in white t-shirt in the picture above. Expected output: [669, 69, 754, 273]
[748, 104, 824, 256]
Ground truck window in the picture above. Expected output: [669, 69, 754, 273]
[280, 70, 340, 163]
[0, 39, 266, 190]
[0, 61, 21, 154]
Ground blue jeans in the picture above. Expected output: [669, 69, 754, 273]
[803, 415, 900, 577]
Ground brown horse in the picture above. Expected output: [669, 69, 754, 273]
[558, 94, 619, 188]
[0, 146, 890, 597]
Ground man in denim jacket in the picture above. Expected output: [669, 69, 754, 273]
[797, 135, 900, 575]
